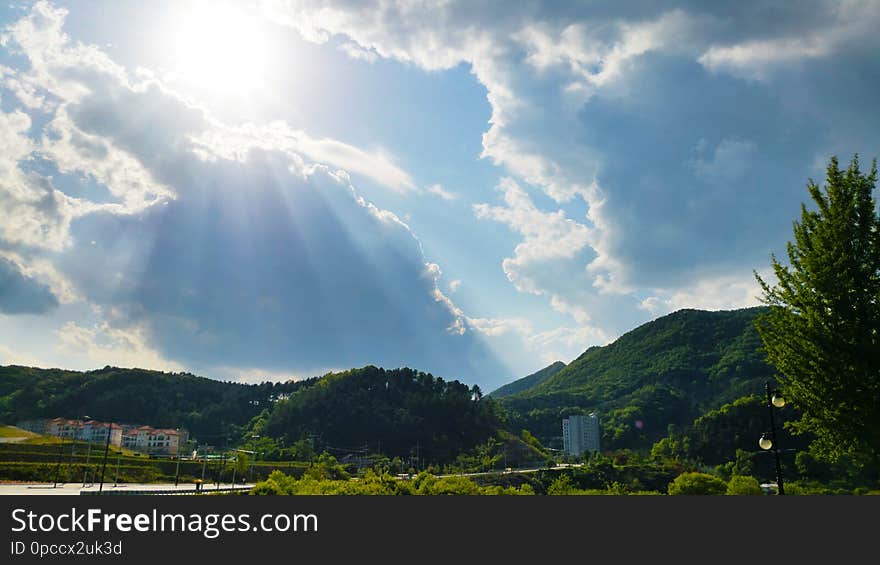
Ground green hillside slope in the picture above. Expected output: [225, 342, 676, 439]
[0, 365, 305, 442]
[489, 361, 566, 398]
[500, 307, 775, 451]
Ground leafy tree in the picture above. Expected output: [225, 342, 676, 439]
[547, 474, 577, 495]
[667, 472, 727, 495]
[726, 475, 763, 495]
[755, 156, 880, 466]
[303, 452, 350, 481]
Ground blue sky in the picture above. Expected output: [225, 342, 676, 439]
[0, 1, 878, 390]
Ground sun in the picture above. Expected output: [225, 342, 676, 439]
[168, 2, 271, 98]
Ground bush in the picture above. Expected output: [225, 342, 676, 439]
[667, 472, 727, 495]
[726, 475, 763, 495]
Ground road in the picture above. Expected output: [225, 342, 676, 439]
[0, 483, 254, 496]
[435, 462, 583, 479]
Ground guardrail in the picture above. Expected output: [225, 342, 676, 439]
[80, 486, 253, 496]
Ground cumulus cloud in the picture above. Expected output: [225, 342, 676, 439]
[262, 0, 880, 336]
[0, 1, 511, 388]
[474, 178, 592, 295]
[0, 107, 94, 251]
[3, 0, 879, 385]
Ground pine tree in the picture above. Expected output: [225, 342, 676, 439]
[755, 155, 880, 466]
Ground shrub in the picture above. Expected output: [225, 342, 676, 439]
[667, 472, 727, 495]
[726, 475, 763, 495]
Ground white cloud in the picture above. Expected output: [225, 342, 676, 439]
[0, 250, 79, 304]
[698, 2, 880, 80]
[56, 320, 185, 372]
[190, 121, 415, 193]
[448, 279, 461, 293]
[467, 316, 532, 338]
[474, 178, 592, 295]
[0, 64, 46, 109]
[517, 10, 698, 92]
[0, 108, 95, 251]
[40, 109, 175, 212]
[0, 0, 127, 104]
[339, 41, 378, 63]
[638, 272, 766, 316]
[527, 324, 610, 366]
[0, 2, 508, 385]
[427, 184, 457, 200]
[699, 37, 830, 81]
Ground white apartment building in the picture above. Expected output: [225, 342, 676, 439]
[562, 413, 600, 457]
[123, 426, 187, 456]
[22, 418, 187, 457]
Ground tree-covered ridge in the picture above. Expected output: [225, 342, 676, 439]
[258, 366, 503, 465]
[489, 361, 566, 398]
[500, 307, 776, 451]
[0, 365, 306, 442]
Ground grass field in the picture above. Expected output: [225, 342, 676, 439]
[0, 425, 39, 439]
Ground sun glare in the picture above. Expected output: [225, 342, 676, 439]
[169, 2, 271, 98]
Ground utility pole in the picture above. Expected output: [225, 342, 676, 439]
[98, 422, 113, 493]
[83, 442, 92, 486]
[53, 436, 65, 488]
[114, 449, 121, 487]
[250, 435, 259, 483]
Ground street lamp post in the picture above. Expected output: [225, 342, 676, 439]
[758, 381, 786, 495]
[250, 435, 259, 482]
[53, 435, 65, 488]
[114, 449, 121, 487]
[174, 444, 182, 488]
[98, 421, 114, 493]
[82, 416, 93, 487]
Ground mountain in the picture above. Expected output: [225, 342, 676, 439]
[499, 307, 776, 451]
[0, 365, 306, 443]
[489, 361, 566, 398]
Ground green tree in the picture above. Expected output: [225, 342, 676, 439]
[755, 156, 880, 466]
[667, 472, 727, 495]
[547, 474, 577, 495]
[303, 452, 350, 481]
[726, 475, 763, 495]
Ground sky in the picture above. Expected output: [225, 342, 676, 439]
[0, 1, 878, 391]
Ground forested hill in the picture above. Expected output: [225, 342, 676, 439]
[255, 366, 504, 464]
[489, 361, 566, 398]
[500, 307, 776, 451]
[0, 365, 307, 442]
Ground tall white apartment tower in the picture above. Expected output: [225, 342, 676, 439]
[562, 413, 600, 456]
